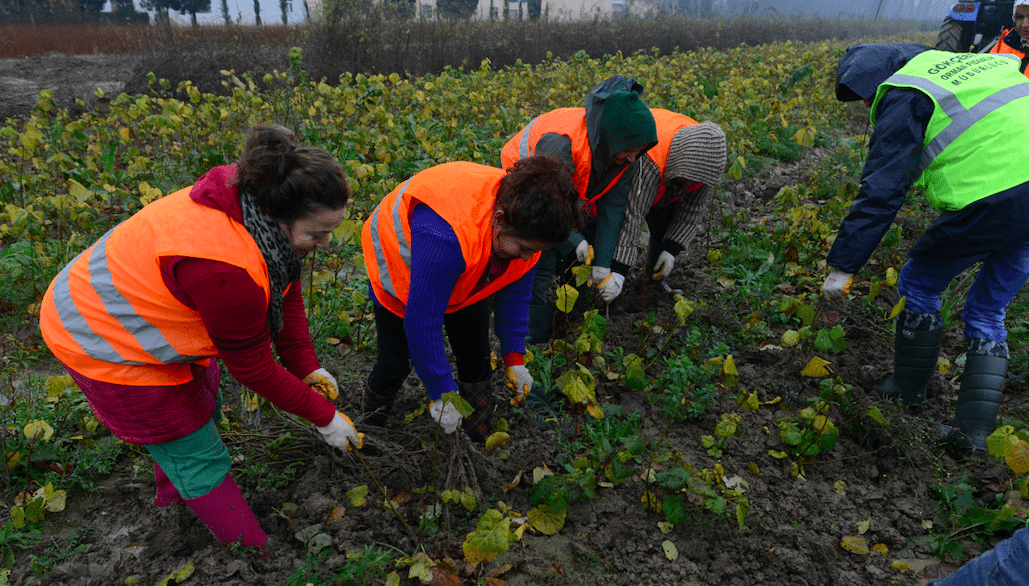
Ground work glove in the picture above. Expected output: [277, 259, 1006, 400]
[505, 365, 533, 406]
[303, 368, 339, 400]
[575, 241, 594, 264]
[592, 267, 625, 302]
[652, 251, 676, 281]
[820, 268, 854, 300]
[429, 399, 463, 434]
[316, 411, 362, 451]
[590, 266, 611, 288]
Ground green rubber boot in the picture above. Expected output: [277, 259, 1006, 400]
[942, 340, 1008, 456]
[876, 310, 943, 405]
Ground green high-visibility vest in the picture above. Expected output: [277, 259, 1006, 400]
[870, 50, 1029, 211]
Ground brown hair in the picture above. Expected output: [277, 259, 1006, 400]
[496, 155, 581, 245]
[234, 124, 350, 224]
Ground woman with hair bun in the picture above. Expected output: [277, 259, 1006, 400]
[361, 156, 580, 443]
[39, 124, 360, 554]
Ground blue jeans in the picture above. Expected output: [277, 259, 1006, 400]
[898, 242, 1029, 343]
[928, 526, 1029, 586]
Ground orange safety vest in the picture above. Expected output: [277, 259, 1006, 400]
[362, 162, 540, 318]
[990, 29, 1029, 78]
[500, 108, 627, 211]
[40, 186, 272, 386]
[646, 109, 703, 207]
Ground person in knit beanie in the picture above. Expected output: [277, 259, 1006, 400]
[611, 112, 726, 286]
[500, 75, 658, 343]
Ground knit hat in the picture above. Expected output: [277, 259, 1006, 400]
[600, 91, 658, 156]
[665, 122, 727, 186]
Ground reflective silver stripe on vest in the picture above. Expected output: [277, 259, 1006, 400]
[886, 73, 1029, 175]
[518, 116, 539, 159]
[51, 231, 141, 364]
[371, 179, 412, 299]
[51, 228, 206, 365]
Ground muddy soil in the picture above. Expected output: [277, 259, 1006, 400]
[3, 54, 1028, 586]
[0, 53, 138, 121]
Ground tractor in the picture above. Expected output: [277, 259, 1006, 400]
[936, 1, 1015, 53]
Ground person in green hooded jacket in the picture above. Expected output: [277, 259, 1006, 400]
[500, 75, 658, 343]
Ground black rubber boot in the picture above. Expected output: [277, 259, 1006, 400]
[527, 304, 553, 346]
[875, 310, 943, 405]
[943, 341, 1008, 456]
[361, 380, 397, 426]
[458, 379, 494, 444]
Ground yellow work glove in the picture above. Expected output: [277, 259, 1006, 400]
[575, 241, 594, 264]
[316, 411, 363, 451]
[505, 365, 533, 406]
[820, 268, 854, 300]
[303, 368, 338, 401]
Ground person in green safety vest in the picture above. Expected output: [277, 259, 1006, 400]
[820, 43, 1029, 456]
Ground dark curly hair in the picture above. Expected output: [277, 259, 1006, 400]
[234, 124, 350, 224]
[496, 155, 581, 244]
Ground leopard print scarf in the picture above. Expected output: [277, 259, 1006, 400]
[240, 192, 301, 339]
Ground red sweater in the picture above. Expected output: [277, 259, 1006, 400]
[70, 166, 335, 445]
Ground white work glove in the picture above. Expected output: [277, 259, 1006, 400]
[303, 368, 339, 400]
[505, 364, 533, 406]
[575, 240, 594, 264]
[598, 272, 625, 302]
[430, 399, 463, 434]
[316, 411, 363, 451]
[652, 251, 676, 281]
[820, 268, 854, 300]
[590, 265, 611, 287]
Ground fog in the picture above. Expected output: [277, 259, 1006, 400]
[682, 0, 955, 21]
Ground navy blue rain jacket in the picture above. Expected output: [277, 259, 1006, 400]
[826, 44, 1029, 274]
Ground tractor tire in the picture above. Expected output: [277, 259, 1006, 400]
[936, 16, 968, 52]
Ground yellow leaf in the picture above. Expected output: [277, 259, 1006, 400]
[856, 520, 870, 534]
[841, 535, 869, 555]
[527, 504, 566, 535]
[1007, 444, 1029, 474]
[885, 267, 898, 287]
[346, 485, 368, 507]
[68, 179, 92, 203]
[871, 543, 889, 554]
[747, 461, 761, 476]
[892, 560, 913, 572]
[800, 356, 832, 377]
[555, 284, 579, 313]
[43, 489, 66, 513]
[463, 509, 515, 564]
[657, 521, 674, 534]
[867, 405, 885, 425]
[485, 432, 510, 454]
[155, 562, 195, 586]
[888, 297, 906, 319]
[834, 481, 846, 495]
[384, 571, 401, 586]
[327, 506, 346, 523]
[24, 420, 54, 442]
[118, 127, 130, 141]
[532, 465, 553, 484]
[781, 329, 800, 347]
[722, 355, 738, 376]
[503, 470, 523, 492]
[586, 403, 605, 419]
[716, 275, 736, 289]
[662, 540, 679, 561]
[937, 356, 951, 374]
